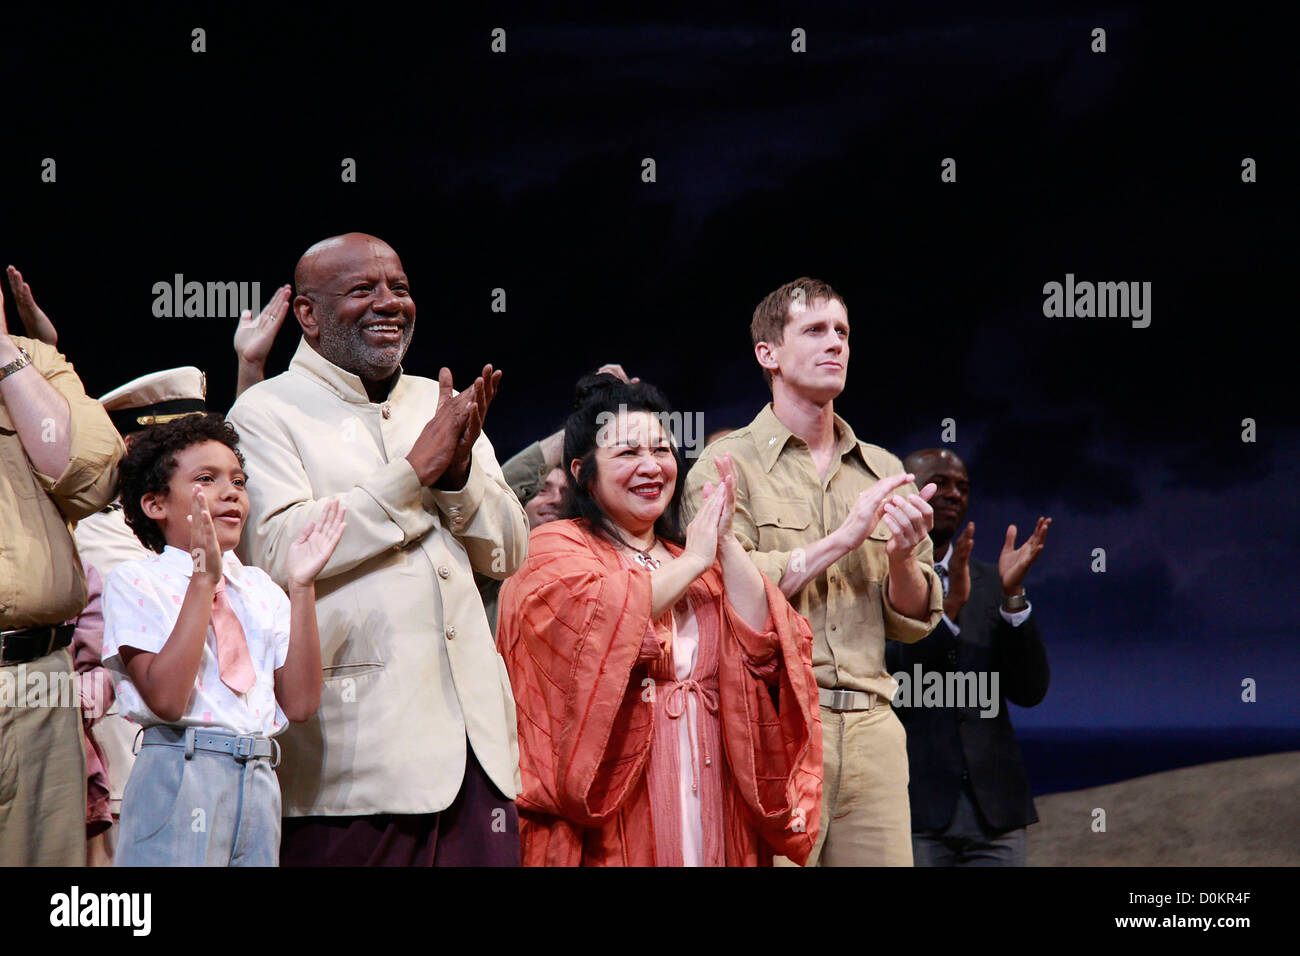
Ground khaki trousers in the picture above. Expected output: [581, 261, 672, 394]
[0, 646, 87, 866]
[778, 700, 913, 867]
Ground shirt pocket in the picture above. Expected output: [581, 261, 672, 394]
[1, 429, 40, 502]
[868, 518, 893, 543]
[748, 495, 813, 554]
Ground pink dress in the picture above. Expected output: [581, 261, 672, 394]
[619, 552, 725, 867]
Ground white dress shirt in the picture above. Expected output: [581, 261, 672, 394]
[101, 545, 291, 736]
[937, 542, 1031, 636]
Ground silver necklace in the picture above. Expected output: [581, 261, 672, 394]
[632, 550, 662, 571]
[616, 532, 662, 570]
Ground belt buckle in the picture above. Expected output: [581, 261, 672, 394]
[234, 736, 256, 761]
[830, 688, 855, 711]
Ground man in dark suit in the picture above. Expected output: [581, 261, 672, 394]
[885, 448, 1051, 865]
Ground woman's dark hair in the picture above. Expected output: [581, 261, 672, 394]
[561, 373, 687, 547]
[119, 413, 246, 554]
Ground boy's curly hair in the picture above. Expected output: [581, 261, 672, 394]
[119, 414, 246, 554]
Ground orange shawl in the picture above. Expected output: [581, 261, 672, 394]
[496, 519, 822, 866]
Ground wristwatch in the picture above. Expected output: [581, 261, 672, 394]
[0, 347, 33, 383]
[1002, 589, 1028, 613]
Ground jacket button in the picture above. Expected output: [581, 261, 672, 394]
[947, 649, 958, 665]
[961, 769, 970, 781]
[445, 625, 456, 640]
[438, 566, 450, 579]
[381, 403, 391, 419]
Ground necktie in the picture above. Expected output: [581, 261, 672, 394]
[211, 577, 255, 695]
[935, 563, 950, 599]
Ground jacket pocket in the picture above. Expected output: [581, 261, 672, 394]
[321, 660, 385, 682]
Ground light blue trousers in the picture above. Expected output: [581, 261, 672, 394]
[115, 728, 281, 867]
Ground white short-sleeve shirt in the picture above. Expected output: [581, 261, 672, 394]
[102, 545, 292, 736]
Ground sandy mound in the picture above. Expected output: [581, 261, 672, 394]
[1026, 750, 1300, 866]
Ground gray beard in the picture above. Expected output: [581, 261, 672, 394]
[316, 320, 414, 385]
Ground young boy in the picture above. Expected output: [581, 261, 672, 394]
[101, 414, 345, 866]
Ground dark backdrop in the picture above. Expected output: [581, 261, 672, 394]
[3, 2, 1294, 791]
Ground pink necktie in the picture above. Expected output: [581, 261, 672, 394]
[211, 578, 255, 695]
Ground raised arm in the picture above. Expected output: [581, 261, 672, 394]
[0, 328, 122, 521]
[233, 284, 291, 399]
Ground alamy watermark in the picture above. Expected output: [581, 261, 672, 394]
[0, 664, 82, 709]
[890, 665, 1001, 718]
[50, 886, 151, 936]
[152, 275, 262, 319]
[595, 404, 707, 458]
[1042, 273, 1151, 328]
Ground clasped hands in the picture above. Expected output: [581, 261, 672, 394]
[406, 365, 502, 489]
[834, 472, 938, 562]
[686, 453, 744, 571]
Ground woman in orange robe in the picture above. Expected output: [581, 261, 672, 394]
[496, 375, 822, 866]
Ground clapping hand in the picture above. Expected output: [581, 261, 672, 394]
[407, 365, 502, 488]
[187, 486, 224, 584]
[701, 453, 739, 551]
[685, 472, 727, 571]
[234, 284, 291, 368]
[5, 266, 59, 346]
[439, 364, 501, 489]
[877, 478, 937, 559]
[945, 521, 974, 619]
[286, 498, 348, 588]
[998, 516, 1051, 596]
[835, 473, 937, 558]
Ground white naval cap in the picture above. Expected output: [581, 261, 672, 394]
[99, 366, 208, 435]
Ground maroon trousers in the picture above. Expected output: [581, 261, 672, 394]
[280, 744, 520, 866]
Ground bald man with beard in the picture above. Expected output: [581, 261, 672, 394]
[227, 233, 528, 866]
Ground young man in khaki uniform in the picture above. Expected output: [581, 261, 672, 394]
[684, 278, 943, 866]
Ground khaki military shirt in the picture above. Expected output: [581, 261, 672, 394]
[1, 336, 124, 628]
[684, 404, 942, 702]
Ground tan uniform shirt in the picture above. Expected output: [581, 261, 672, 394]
[226, 339, 528, 816]
[684, 404, 943, 703]
[0, 336, 124, 629]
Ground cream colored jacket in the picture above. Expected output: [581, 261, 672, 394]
[227, 339, 526, 816]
